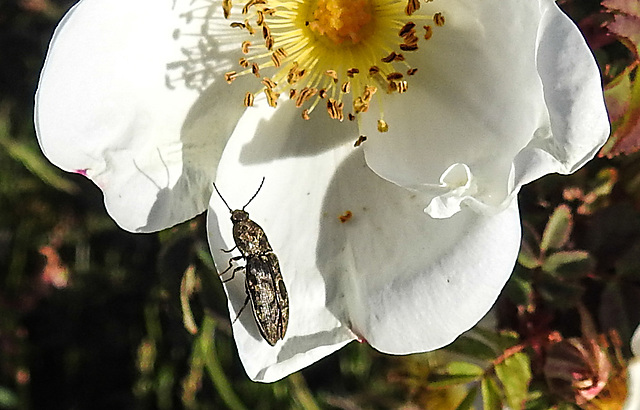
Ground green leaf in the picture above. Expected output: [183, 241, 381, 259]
[429, 362, 484, 388]
[519, 223, 542, 269]
[495, 353, 532, 410]
[523, 389, 552, 410]
[481, 377, 502, 410]
[196, 242, 217, 272]
[542, 251, 595, 279]
[454, 385, 479, 410]
[0, 386, 18, 408]
[288, 373, 322, 410]
[198, 316, 248, 410]
[505, 271, 533, 308]
[446, 361, 485, 377]
[445, 335, 498, 361]
[590, 168, 618, 198]
[518, 243, 541, 269]
[0, 123, 78, 194]
[603, 64, 633, 124]
[540, 205, 573, 252]
[428, 373, 482, 388]
[180, 265, 199, 335]
[537, 277, 585, 309]
[473, 327, 520, 351]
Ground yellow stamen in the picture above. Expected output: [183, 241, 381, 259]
[218, 0, 445, 140]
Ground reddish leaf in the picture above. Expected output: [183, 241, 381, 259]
[600, 65, 640, 156]
[602, 0, 640, 18]
[607, 13, 640, 56]
[577, 15, 617, 51]
[599, 0, 640, 156]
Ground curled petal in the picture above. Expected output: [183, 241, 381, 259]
[35, 0, 246, 231]
[208, 100, 520, 381]
[361, 0, 608, 218]
[513, 0, 610, 186]
[421, 163, 479, 219]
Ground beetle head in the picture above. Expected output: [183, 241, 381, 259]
[231, 209, 249, 223]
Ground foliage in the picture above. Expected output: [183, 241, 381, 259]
[1, 0, 639, 408]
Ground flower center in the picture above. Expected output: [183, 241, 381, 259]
[308, 0, 373, 45]
[220, 0, 445, 144]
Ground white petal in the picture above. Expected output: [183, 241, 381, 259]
[627, 325, 640, 409]
[207, 99, 357, 382]
[624, 359, 640, 410]
[422, 163, 477, 218]
[632, 324, 640, 357]
[513, 0, 610, 186]
[35, 0, 246, 232]
[355, 200, 520, 353]
[208, 98, 520, 381]
[361, 0, 608, 217]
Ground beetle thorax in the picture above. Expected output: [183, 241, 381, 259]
[233, 219, 273, 256]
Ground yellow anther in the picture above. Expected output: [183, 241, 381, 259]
[244, 92, 255, 107]
[405, 0, 420, 15]
[214, 0, 444, 139]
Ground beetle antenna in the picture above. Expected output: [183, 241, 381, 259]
[212, 182, 233, 212]
[243, 177, 265, 210]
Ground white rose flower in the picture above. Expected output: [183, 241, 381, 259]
[35, 0, 609, 381]
[624, 325, 640, 410]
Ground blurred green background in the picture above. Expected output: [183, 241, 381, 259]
[1, 0, 640, 409]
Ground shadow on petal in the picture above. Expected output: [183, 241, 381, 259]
[316, 151, 465, 339]
[136, 67, 252, 230]
[236, 101, 359, 165]
[316, 151, 520, 352]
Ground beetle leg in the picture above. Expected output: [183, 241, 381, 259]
[220, 255, 243, 275]
[221, 265, 244, 283]
[221, 245, 237, 253]
[232, 294, 251, 324]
